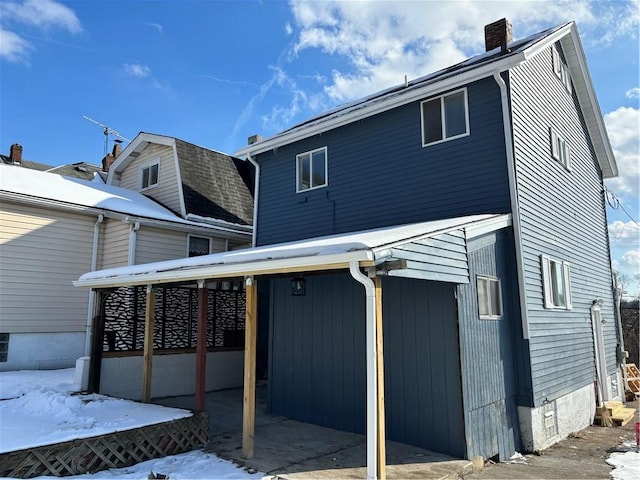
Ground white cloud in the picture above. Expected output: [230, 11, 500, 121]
[146, 22, 164, 34]
[0, 28, 32, 63]
[123, 63, 151, 79]
[284, 23, 293, 35]
[627, 87, 640, 99]
[609, 220, 640, 241]
[1, 0, 82, 34]
[622, 249, 640, 269]
[604, 106, 640, 195]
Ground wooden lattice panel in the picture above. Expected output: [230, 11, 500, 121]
[626, 363, 640, 394]
[0, 412, 208, 478]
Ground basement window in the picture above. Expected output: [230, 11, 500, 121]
[297, 147, 327, 192]
[541, 255, 572, 309]
[0, 333, 9, 362]
[477, 276, 502, 319]
[140, 162, 159, 190]
[421, 88, 469, 146]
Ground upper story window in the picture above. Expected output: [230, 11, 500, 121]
[188, 235, 211, 257]
[477, 275, 503, 319]
[541, 255, 572, 310]
[140, 162, 159, 190]
[421, 88, 469, 146]
[550, 127, 572, 171]
[297, 147, 327, 192]
[552, 46, 572, 93]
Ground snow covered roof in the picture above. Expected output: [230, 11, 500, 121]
[75, 213, 510, 288]
[0, 164, 236, 230]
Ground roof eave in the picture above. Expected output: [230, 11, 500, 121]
[106, 133, 176, 184]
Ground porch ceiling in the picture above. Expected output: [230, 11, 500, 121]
[73, 213, 510, 289]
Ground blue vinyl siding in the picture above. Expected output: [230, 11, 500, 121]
[255, 77, 510, 246]
[510, 44, 618, 406]
[458, 230, 524, 460]
[268, 272, 466, 458]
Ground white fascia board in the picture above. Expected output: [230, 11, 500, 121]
[520, 23, 573, 61]
[107, 133, 176, 184]
[0, 191, 107, 217]
[173, 141, 187, 218]
[185, 214, 253, 233]
[236, 54, 526, 158]
[126, 214, 252, 238]
[73, 250, 373, 289]
[465, 214, 512, 239]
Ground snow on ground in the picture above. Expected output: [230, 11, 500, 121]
[0, 368, 263, 480]
[607, 439, 640, 480]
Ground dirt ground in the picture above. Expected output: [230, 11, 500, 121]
[461, 399, 639, 479]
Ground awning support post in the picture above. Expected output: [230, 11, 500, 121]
[141, 284, 155, 403]
[242, 276, 257, 459]
[374, 276, 386, 480]
[195, 280, 208, 412]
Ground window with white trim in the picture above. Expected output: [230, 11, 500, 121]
[140, 162, 159, 190]
[477, 275, 503, 319]
[296, 147, 327, 192]
[552, 46, 572, 93]
[421, 88, 469, 146]
[188, 235, 211, 257]
[550, 128, 571, 171]
[541, 255, 572, 309]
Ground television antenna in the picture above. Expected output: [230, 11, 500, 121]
[82, 115, 131, 157]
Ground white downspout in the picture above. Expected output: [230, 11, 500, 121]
[591, 301, 610, 403]
[83, 214, 104, 357]
[349, 261, 377, 480]
[246, 154, 260, 247]
[493, 70, 530, 339]
[128, 220, 141, 265]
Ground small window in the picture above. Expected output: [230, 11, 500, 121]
[477, 276, 502, 319]
[550, 128, 571, 171]
[296, 147, 327, 192]
[541, 255, 572, 309]
[552, 46, 572, 93]
[188, 236, 211, 257]
[421, 89, 469, 146]
[140, 163, 159, 190]
[0, 333, 9, 362]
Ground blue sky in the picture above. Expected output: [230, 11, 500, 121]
[1, 0, 638, 293]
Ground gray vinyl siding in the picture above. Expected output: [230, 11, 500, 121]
[99, 220, 129, 269]
[117, 143, 182, 214]
[135, 227, 186, 264]
[509, 44, 617, 406]
[457, 230, 523, 460]
[0, 202, 95, 333]
[386, 230, 469, 283]
[255, 77, 510, 246]
[268, 272, 465, 458]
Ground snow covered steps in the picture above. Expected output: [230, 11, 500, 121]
[595, 401, 636, 427]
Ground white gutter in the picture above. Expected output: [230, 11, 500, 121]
[246, 154, 260, 247]
[74, 250, 374, 289]
[84, 214, 104, 356]
[349, 261, 377, 480]
[493, 70, 530, 339]
[127, 220, 141, 265]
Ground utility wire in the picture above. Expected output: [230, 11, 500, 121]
[604, 186, 639, 226]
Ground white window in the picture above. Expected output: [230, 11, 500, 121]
[552, 46, 572, 93]
[477, 276, 503, 319]
[296, 147, 327, 192]
[421, 88, 469, 146]
[541, 255, 572, 309]
[140, 162, 159, 190]
[188, 235, 211, 257]
[550, 128, 571, 171]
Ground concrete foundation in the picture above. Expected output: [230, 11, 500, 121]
[100, 350, 243, 400]
[0, 332, 85, 371]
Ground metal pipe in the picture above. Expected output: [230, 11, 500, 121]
[84, 214, 104, 357]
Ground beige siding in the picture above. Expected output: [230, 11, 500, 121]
[100, 219, 130, 269]
[0, 202, 95, 333]
[117, 143, 182, 214]
[135, 227, 186, 264]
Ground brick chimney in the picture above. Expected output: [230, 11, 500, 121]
[102, 141, 123, 172]
[248, 134, 263, 145]
[113, 140, 123, 158]
[9, 143, 23, 165]
[484, 18, 512, 53]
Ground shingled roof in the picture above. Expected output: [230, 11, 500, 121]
[175, 139, 254, 225]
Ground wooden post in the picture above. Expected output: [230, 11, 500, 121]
[242, 276, 257, 459]
[374, 276, 386, 480]
[141, 285, 155, 403]
[88, 290, 107, 394]
[195, 280, 208, 412]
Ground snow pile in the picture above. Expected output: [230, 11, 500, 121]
[607, 440, 640, 480]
